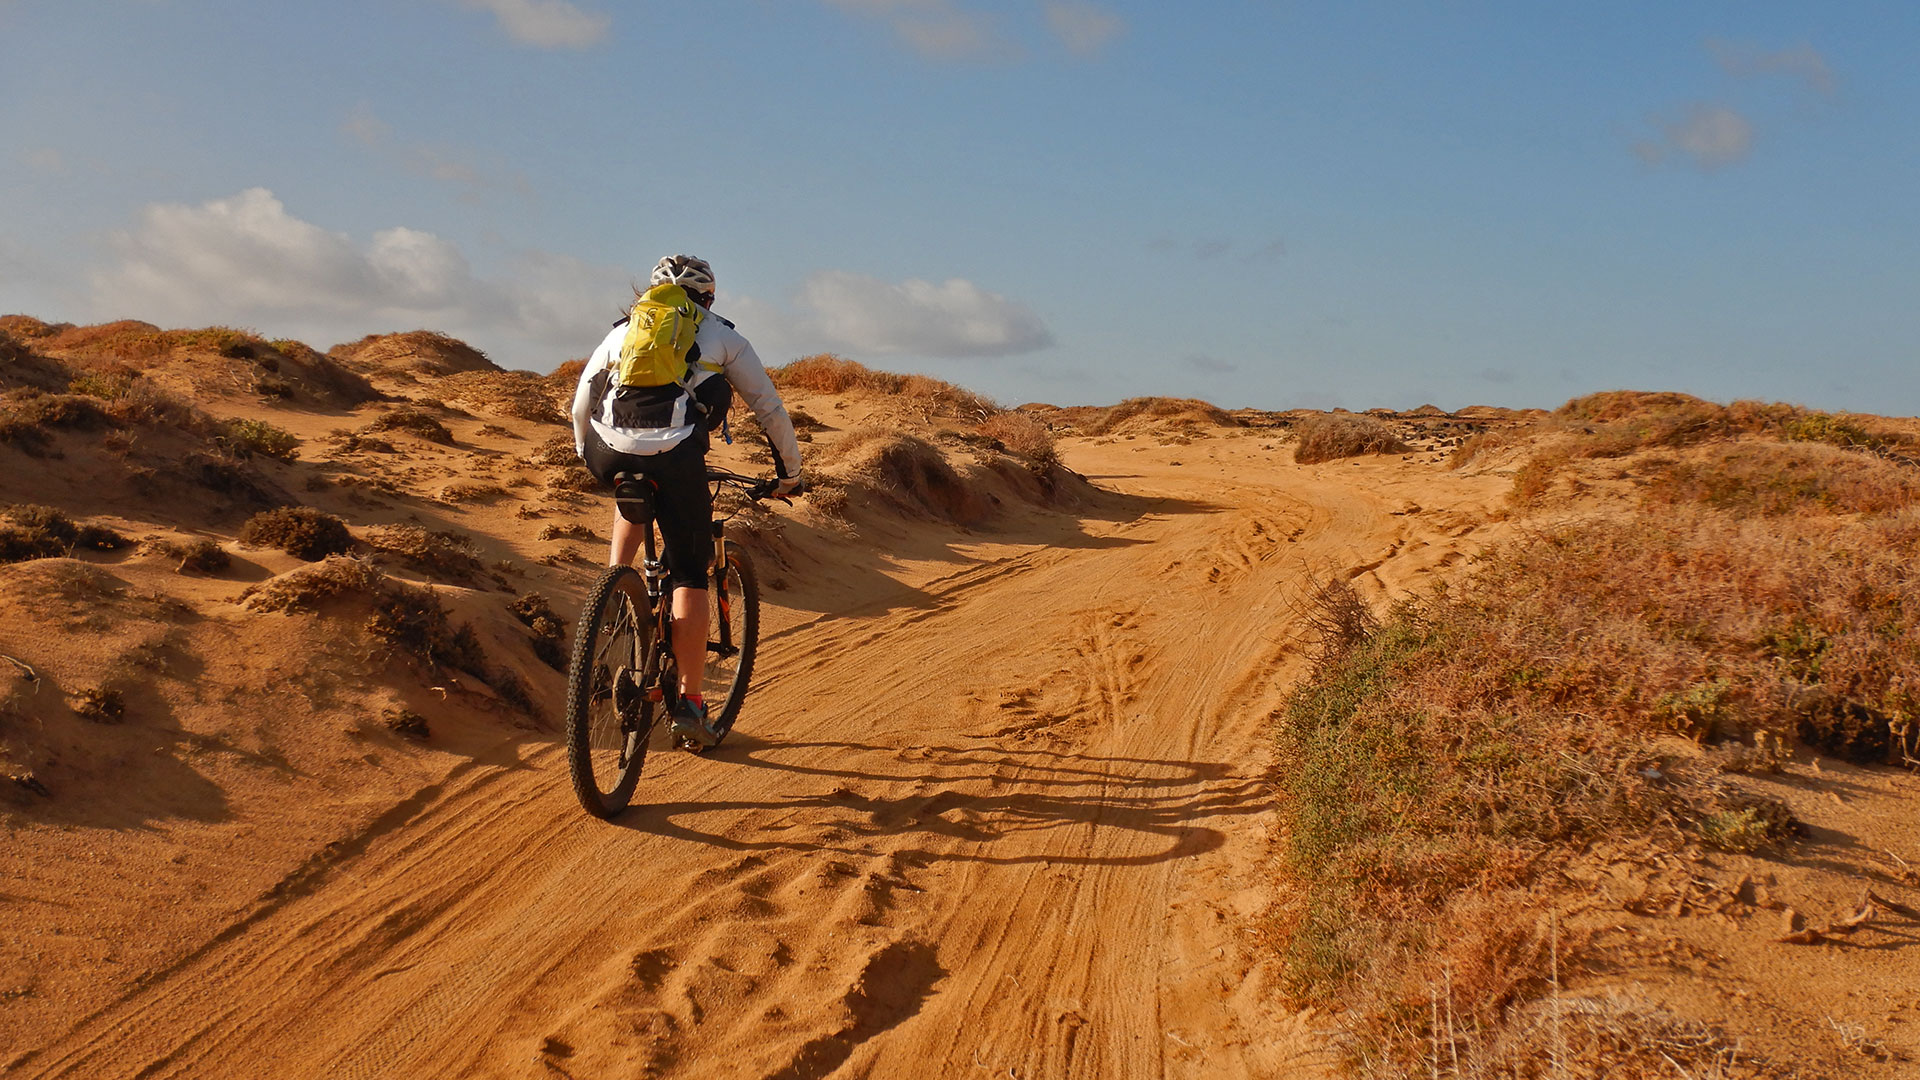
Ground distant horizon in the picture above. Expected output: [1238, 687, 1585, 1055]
[13, 308, 1905, 421]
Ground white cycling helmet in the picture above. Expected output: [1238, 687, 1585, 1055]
[649, 254, 715, 298]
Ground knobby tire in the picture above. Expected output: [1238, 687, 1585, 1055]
[706, 548, 759, 740]
[565, 565, 652, 817]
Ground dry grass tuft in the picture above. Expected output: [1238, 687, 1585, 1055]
[241, 556, 387, 612]
[1642, 440, 1919, 516]
[976, 411, 1059, 473]
[438, 369, 567, 425]
[363, 524, 486, 583]
[524, 432, 577, 468]
[537, 522, 600, 542]
[242, 557, 489, 677]
[72, 687, 126, 724]
[773, 354, 998, 421]
[364, 408, 455, 445]
[329, 330, 498, 377]
[383, 707, 430, 739]
[545, 465, 600, 494]
[438, 481, 512, 504]
[155, 537, 231, 575]
[1087, 396, 1239, 436]
[239, 507, 355, 561]
[220, 418, 301, 462]
[0, 504, 127, 563]
[1294, 414, 1413, 464]
[512, 592, 568, 671]
[814, 427, 990, 524]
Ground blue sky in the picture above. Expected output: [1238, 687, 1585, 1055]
[3, 1, 1916, 413]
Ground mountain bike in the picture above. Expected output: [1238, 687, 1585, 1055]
[564, 467, 779, 818]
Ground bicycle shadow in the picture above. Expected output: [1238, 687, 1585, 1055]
[611, 737, 1271, 869]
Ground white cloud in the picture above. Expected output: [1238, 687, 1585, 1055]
[1044, 0, 1124, 56]
[821, 0, 1015, 60]
[1632, 104, 1753, 171]
[742, 270, 1053, 359]
[1708, 39, 1836, 98]
[454, 0, 609, 49]
[91, 188, 625, 366]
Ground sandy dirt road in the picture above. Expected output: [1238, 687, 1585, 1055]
[12, 439, 1505, 1079]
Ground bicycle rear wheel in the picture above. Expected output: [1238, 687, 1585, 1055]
[565, 566, 655, 816]
[705, 548, 759, 740]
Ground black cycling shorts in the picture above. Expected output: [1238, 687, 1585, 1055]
[581, 432, 712, 591]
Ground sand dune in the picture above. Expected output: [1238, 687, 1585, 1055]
[3, 321, 1916, 1078]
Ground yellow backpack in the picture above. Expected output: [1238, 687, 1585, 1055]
[615, 283, 706, 387]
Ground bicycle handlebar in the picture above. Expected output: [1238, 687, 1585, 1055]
[705, 468, 789, 502]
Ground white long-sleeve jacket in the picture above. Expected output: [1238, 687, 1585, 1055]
[570, 310, 803, 479]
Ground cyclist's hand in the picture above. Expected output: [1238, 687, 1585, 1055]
[773, 473, 805, 499]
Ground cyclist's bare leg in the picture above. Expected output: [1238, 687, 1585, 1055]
[671, 586, 708, 699]
[609, 509, 643, 567]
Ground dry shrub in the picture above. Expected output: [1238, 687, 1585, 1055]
[438, 370, 566, 425]
[976, 411, 1058, 472]
[0, 316, 61, 339]
[383, 707, 430, 739]
[0, 504, 127, 563]
[364, 408, 454, 445]
[72, 687, 126, 724]
[221, 418, 300, 462]
[512, 592, 568, 671]
[1448, 426, 1528, 469]
[1508, 450, 1569, 507]
[1555, 391, 1907, 459]
[261, 338, 381, 406]
[363, 584, 489, 676]
[815, 427, 989, 524]
[242, 555, 386, 612]
[242, 556, 488, 676]
[41, 321, 262, 363]
[1089, 396, 1239, 436]
[1642, 440, 1920, 516]
[773, 353, 904, 394]
[1275, 498, 1920, 1070]
[772, 354, 998, 420]
[439, 481, 512, 504]
[1293, 414, 1412, 464]
[1476, 992, 1794, 1079]
[327, 431, 396, 454]
[363, 523, 485, 583]
[537, 522, 600, 542]
[239, 507, 354, 561]
[545, 464, 600, 494]
[525, 432, 577, 467]
[546, 358, 586, 390]
[169, 538, 231, 574]
[329, 330, 497, 377]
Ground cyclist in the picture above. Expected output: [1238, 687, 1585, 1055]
[570, 254, 804, 746]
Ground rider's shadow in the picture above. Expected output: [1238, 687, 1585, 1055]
[610, 736, 1270, 870]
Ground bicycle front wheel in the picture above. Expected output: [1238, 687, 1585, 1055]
[564, 565, 655, 817]
[706, 548, 759, 740]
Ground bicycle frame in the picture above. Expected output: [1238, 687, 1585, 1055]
[614, 468, 768, 711]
